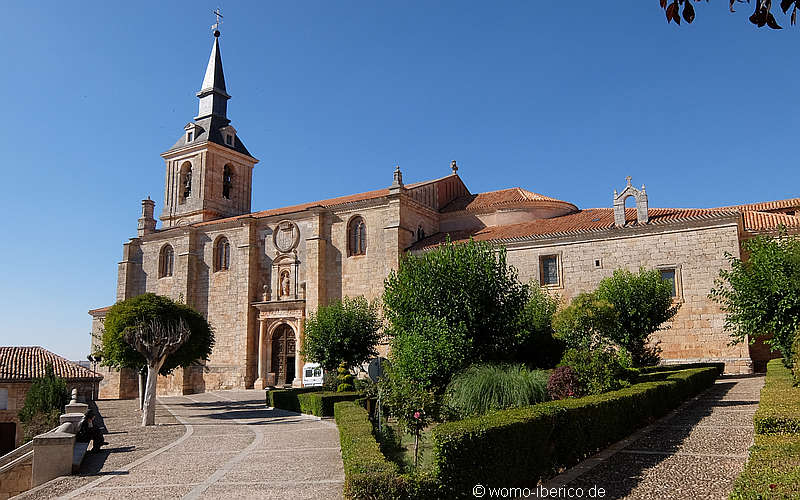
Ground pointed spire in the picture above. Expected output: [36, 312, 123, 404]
[196, 31, 231, 121]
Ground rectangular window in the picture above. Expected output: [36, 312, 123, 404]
[660, 269, 677, 297]
[226, 134, 233, 145]
[187, 131, 193, 142]
[0, 389, 7, 410]
[540, 255, 560, 286]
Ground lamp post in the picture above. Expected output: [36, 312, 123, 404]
[87, 354, 101, 401]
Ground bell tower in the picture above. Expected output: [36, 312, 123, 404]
[160, 28, 258, 227]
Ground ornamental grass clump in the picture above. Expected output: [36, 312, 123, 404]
[443, 363, 549, 419]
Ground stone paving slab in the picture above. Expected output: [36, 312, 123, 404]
[546, 374, 764, 500]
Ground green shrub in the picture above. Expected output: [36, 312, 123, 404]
[552, 293, 617, 350]
[793, 330, 800, 385]
[559, 348, 636, 395]
[335, 401, 436, 499]
[18, 363, 69, 442]
[432, 367, 719, 495]
[443, 364, 549, 418]
[512, 285, 563, 367]
[754, 359, 800, 434]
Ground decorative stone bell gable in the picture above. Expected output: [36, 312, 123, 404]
[613, 176, 649, 226]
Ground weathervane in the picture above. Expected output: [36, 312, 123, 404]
[211, 8, 223, 36]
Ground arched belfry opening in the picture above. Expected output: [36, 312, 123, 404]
[613, 176, 649, 226]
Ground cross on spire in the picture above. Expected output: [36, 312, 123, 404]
[625, 175, 632, 186]
[211, 8, 223, 34]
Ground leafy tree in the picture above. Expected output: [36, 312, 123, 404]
[126, 318, 191, 426]
[18, 363, 69, 442]
[710, 233, 800, 364]
[300, 296, 382, 373]
[97, 293, 214, 420]
[659, 0, 800, 29]
[595, 268, 680, 365]
[552, 293, 618, 350]
[383, 238, 530, 389]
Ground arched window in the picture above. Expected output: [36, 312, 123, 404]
[348, 216, 367, 256]
[159, 244, 174, 278]
[214, 237, 231, 271]
[222, 165, 233, 199]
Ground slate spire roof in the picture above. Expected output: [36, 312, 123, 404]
[196, 32, 230, 121]
[165, 31, 253, 158]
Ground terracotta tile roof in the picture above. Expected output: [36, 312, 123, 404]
[441, 187, 576, 213]
[88, 305, 111, 315]
[411, 208, 741, 250]
[742, 210, 800, 232]
[0, 346, 102, 381]
[718, 198, 800, 213]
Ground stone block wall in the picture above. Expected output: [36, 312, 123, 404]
[504, 220, 751, 373]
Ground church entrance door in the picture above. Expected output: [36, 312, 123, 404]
[271, 325, 296, 386]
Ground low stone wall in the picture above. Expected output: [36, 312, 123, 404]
[0, 441, 33, 500]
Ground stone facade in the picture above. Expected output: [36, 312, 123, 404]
[89, 32, 800, 398]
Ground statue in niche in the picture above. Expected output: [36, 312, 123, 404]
[280, 271, 291, 297]
[183, 169, 192, 199]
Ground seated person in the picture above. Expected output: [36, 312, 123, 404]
[76, 409, 108, 452]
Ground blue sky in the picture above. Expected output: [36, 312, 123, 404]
[1, 2, 797, 360]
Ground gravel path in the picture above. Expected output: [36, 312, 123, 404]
[24, 390, 344, 500]
[545, 375, 764, 500]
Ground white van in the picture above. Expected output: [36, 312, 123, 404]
[302, 363, 324, 387]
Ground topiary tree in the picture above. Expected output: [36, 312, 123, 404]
[710, 232, 800, 365]
[380, 368, 437, 469]
[300, 296, 383, 373]
[383, 238, 532, 390]
[594, 268, 680, 366]
[96, 293, 214, 423]
[18, 363, 69, 442]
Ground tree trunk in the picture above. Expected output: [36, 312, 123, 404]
[414, 431, 419, 468]
[142, 359, 164, 426]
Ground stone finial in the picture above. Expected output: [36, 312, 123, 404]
[70, 388, 77, 403]
[451, 160, 458, 174]
[138, 197, 157, 236]
[389, 165, 405, 194]
[262, 284, 270, 302]
[613, 176, 649, 227]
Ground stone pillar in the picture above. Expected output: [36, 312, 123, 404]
[254, 319, 268, 390]
[116, 238, 142, 302]
[265, 325, 273, 384]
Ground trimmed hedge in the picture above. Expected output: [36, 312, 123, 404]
[431, 367, 719, 495]
[730, 434, 800, 499]
[754, 359, 800, 434]
[638, 362, 725, 375]
[730, 359, 800, 499]
[268, 387, 361, 417]
[335, 401, 435, 499]
[267, 387, 321, 413]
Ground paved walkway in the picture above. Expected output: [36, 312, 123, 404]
[59, 390, 344, 500]
[545, 375, 764, 500]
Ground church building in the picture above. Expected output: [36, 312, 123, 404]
[90, 31, 800, 398]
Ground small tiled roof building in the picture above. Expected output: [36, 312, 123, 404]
[0, 346, 102, 454]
